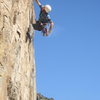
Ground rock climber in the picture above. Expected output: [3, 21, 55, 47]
[33, 0, 54, 36]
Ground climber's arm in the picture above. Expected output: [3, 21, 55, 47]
[48, 21, 54, 34]
[35, 0, 41, 6]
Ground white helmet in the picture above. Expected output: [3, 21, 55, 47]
[44, 5, 52, 13]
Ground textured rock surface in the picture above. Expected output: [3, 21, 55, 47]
[0, 0, 36, 100]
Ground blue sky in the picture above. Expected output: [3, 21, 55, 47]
[34, 0, 100, 100]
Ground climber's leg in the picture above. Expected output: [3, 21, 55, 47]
[42, 28, 48, 36]
[32, 21, 48, 36]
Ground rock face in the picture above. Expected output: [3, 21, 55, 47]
[0, 0, 36, 100]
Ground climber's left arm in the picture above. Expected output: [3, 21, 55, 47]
[48, 21, 54, 34]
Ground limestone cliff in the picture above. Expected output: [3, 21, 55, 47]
[0, 0, 36, 100]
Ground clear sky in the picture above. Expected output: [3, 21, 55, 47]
[34, 0, 100, 100]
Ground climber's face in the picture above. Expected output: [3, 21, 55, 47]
[42, 7, 46, 12]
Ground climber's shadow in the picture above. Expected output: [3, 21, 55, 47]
[26, 24, 34, 44]
[26, 30, 31, 43]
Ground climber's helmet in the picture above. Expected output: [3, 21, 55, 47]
[44, 5, 52, 13]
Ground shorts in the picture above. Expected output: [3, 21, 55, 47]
[33, 21, 45, 31]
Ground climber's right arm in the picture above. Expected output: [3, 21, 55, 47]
[36, 0, 41, 6]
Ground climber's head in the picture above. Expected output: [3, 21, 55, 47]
[44, 5, 52, 13]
